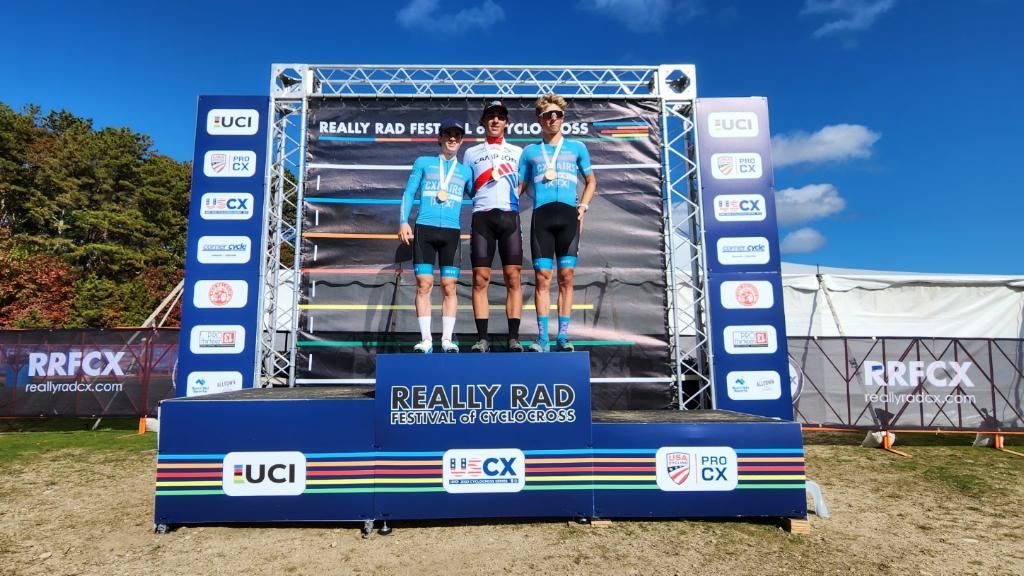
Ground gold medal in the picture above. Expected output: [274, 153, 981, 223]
[544, 168, 556, 181]
[437, 189, 448, 202]
[491, 169, 502, 182]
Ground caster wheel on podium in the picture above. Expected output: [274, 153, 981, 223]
[154, 524, 170, 535]
[361, 520, 374, 539]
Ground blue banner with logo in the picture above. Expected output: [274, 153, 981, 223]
[696, 98, 792, 419]
[175, 96, 270, 397]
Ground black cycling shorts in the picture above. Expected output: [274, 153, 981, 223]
[470, 209, 523, 268]
[530, 202, 580, 269]
[413, 224, 461, 277]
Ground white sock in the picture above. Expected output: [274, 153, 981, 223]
[418, 316, 431, 341]
[442, 316, 456, 341]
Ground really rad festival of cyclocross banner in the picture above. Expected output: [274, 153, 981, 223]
[298, 99, 671, 407]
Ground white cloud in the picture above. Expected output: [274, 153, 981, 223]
[579, 0, 703, 33]
[397, 0, 504, 32]
[772, 124, 880, 168]
[776, 183, 846, 227]
[781, 228, 827, 254]
[802, 0, 895, 38]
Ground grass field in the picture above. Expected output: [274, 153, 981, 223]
[1, 422, 1022, 575]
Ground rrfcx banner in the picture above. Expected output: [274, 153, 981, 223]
[298, 98, 672, 408]
[0, 329, 177, 417]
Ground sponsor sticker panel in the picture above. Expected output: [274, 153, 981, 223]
[442, 448, 526, 494]
[723, 325, 778, 355]
[716, 236, 771, 266]
[719, 280, 774, 310]
[189, 325, 246, 355]
[655, 446, 738, 492]
[196, 236, 252, 264]
[206, 109, 260, 136]
[222, 452, 307, 496]
[202, 150, 258, 178]
[186, 371, 244, 397]
[200, 192, 255, 220]
[713, 193, 767, 222]
[193, 280, 249, 309]
[725, 370, 782, 401]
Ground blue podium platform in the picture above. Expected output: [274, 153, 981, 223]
[154, 354, 806, 529]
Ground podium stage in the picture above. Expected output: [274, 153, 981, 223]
[154, 353, 806, 532]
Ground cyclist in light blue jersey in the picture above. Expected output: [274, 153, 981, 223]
[399, 119, 473, 353]
[518, 94, 597, 352]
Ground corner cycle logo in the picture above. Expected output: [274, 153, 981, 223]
[719, 280, 774, 309]
[189, 325, 246, 355]
[203, 150, 257, 177]
[222, 452, 306, 496]
[710, 153, 763, 180]
[707, 112, 759, 138]
[186, 371, 243, 397]
[193, 280, 248, 309]
[442, 449, 526, 494]
[716, 237, 770, 266]
[200, 193, 254, 220]
[206, 109, 260, 136]
[713, 194, 766, 222]
[656, 447, 738, 492]
[197, 236, 251, 264]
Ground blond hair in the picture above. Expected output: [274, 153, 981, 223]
[534, 93, 567, 116]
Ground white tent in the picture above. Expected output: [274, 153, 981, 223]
[780, 263, 1024, 339]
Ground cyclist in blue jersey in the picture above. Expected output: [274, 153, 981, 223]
[399, 119, 473, 353]
[518, 94, 597, 352]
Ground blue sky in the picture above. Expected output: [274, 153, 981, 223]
[2, 0, 1021, 274]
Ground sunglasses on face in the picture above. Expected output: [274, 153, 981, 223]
[441, 130, 464, 140]
[483, 113, 508, 122]
[538, 110, 565, 121]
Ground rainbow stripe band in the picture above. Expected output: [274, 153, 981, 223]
[156, 449, 805, 497]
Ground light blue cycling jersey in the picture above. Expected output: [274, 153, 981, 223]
[399, 156, 473, 229]
[518, 138, 593, 208]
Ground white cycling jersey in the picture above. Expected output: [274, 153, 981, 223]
[462, 137, 523, 212]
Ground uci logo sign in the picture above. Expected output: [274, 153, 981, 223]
[207, 109, 260, 135]
[222, 452, 306, 496]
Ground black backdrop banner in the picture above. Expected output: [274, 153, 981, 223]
[298, 99, 672, 407]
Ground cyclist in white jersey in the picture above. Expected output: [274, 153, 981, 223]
[462, 100, 525, 352]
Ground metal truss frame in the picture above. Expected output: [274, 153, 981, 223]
[257, 64, 713, 409]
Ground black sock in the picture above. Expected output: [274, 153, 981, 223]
[475, 318, 488, 340]
[507, 318, 520, 340]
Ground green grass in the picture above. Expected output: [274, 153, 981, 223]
[0, 427, 156, 466]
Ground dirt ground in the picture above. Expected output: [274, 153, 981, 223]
[1, 435, 1023, 576]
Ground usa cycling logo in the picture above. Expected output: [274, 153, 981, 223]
[714, 194, 766, 222]
[203, 150, 256, 178]
[207, 109, 259, 136]
[666, 452, 690, 485]
[710, 153, 762, 180]
[200, 193, 254, 220]
[442, 448, 525, 494]
[656, 447, 738, 492]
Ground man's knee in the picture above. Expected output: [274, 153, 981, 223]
[473, 270, 490, 291]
